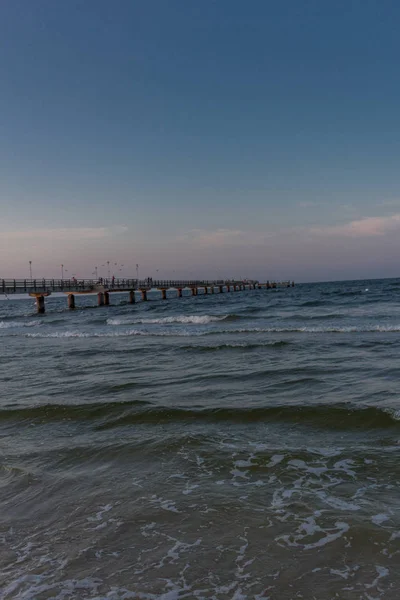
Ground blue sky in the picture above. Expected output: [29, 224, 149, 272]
[1, 0, 400, 281]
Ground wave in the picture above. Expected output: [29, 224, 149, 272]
[298, 300, 329, 308]
[223, 325, 400, 333]
[1, 401, 399, 430]
[0, 320, 42, 329]
[180, 341, 290, 352]
[23, 329, 193, 338]
[281, 313, 345, 321]
[321, 290, 363, 297]
[18, 323, 400, 338]
[0, 399, 151, 422]
[106, 315, 234, 326]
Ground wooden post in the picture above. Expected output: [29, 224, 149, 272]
[68, 294, 75, 309]
[161, 289, 167, 300]
[204, 286, 208, 295]
[98, 292, 104, 306]
[227, 285, 231, 292]
[219, 285, 224, 293]
[191, 287, 197, 296]
[129, 290, 135, 303]
[29, 292, 50, 313]
[210, 286, 214, 294]
[104, 291, 110, 305]
[177, 288, 183, 297]
[36, 295, 45, 314]
[141, 289, 147, 301]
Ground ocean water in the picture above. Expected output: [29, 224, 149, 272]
[0, 279, 399, 599]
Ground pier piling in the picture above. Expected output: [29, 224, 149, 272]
[36, 296, 45, 314]
[98, 292, 104, 306]
[161, 289, 167, 300]
[29, 291, 50, 314]
[68, 294, 75, 310]
[141, 290, 147, 301]
[129, 291, 135, 304]
[104, 292, 110, 306]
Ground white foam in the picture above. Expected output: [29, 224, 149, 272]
[365, 565, 389, 589]
[316, 491, 360, 511]
[384, 408, 400, 421]
[26, 331, 91, 338]
[371, 513, 389, 525]
[87, 504, 113, 522]
[25, 329, 205, 339]
[216, 324, 400, 334]
[20, 322, 400, 338]
[0, 320, 42, 329]
[107, 315, 226, 326]
[267, 454, 284, 468]
[278, 517, 350, 550]
[149, 495, 180, 513]
[182, 483, 199, 495]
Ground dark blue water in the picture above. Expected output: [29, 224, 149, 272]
[1, 280, 399, 599]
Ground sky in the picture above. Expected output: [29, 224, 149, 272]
[1, 0, 400, 282]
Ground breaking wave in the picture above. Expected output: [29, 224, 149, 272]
[1, 401, 399, 430]
[20, 324, 400, 338]
[0, 320, 42, 329]
[106, 314, 236, 325]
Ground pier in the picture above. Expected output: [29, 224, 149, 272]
[0, 278, 294, 313]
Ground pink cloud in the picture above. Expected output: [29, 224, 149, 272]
[178, 228, 269, 248]
[310, 214, 400, 237]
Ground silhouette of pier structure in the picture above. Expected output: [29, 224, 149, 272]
[0, 278, 294, 313]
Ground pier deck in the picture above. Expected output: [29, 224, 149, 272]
[0, 278, 293, 313]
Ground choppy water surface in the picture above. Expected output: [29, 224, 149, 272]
[1, 279, 399, 599]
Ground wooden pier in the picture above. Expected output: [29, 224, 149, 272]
[0, 278, 294, 313]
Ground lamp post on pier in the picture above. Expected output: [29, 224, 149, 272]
[61, 264, 64, 280]
[29, 261, 32, 282]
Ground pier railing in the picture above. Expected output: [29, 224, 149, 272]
[0, 278, 249, 295]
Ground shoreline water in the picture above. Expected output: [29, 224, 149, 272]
[1, 278, 399, 599]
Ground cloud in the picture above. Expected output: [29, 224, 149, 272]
[379, 198, 400, 207]
[1, 226, 128, 241]
[177, 228, 272, 248]
[310, 214, 400, 238]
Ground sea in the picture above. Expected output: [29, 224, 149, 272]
[0, 279, 399, 600]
